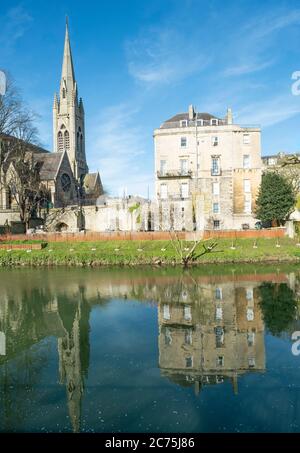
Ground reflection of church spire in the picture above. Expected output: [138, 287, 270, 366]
[231, 374, 238, 395]
[57, 291, 90, 433]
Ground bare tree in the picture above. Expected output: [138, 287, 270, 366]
[0, 73, 39, 167]
[5, 145, 50, 229]
[0, 73, 39, 138]
[0, 72, 49, 228]
[168, 229, 218, 267]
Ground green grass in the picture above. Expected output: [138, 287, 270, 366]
[0, 237, 300, 267]
[0, 239, 47, 244]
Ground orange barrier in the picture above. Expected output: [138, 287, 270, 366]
[0, 228, 286, 243]
[202, 228, 286, 240]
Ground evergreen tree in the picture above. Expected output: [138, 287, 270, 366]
[255, 172, 296, 226]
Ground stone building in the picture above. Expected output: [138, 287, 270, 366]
[154, 105, 262, 230]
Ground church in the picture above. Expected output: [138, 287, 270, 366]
[0, 21, 103, 217]
[52, 20, 103, 204]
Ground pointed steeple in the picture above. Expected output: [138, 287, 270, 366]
[53, 18, 89, 179]
[61, 17, 75, 93]
[53, 93, 59, 110]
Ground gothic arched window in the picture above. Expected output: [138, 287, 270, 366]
[58, 131, 63, 151]
[64, 130, 70, 151]
[77, 132, 80, 155]
[80, 134, 83, 155]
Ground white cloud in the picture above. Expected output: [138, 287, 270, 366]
[223, 59, 275, 77]
[125, 27, 211, 86]
[235, 94, 300, 128]
[223, 9, 300, 78]
[0, 6, 33, 51]
[244, 8, 300, 39]
[87, 104, 153, 197]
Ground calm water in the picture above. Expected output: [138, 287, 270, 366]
[0, 265, 300, 433]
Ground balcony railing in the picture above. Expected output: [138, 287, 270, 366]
[157, 170, 193, 178]
[158, 192, 190, 201]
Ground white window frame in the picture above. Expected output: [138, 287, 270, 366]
[181, 137, 187, 147]
[160, 159, 167, 175]
[184, 305, 192, 321]
[196, 119, 203, 127]
[180, 159, 188, 175]
[247, 332, 255, 347]
[215, 287, 223, 300]
[211, 156, 220, 176]
[244, 193, 252, 213]
[247, 308, 254, 321]
[246, 288, 254, 300]
[164, 327, 172, 345]
[185, 329, 193, 345]
[211, 136, 219, 146]
[163, 304, 171, 320]
[248, 357, 256, 368]
[243, 133, 251, 145]
[217, 356, 224, 367]
[213, 202, 220, 214]
[244, 179, 251, 193]
[216, 307, 223, 321]
[243, 154, 251, 169]
[213, 220, 220, 230]
[185, 356, 193, 368]
[213, 182, 220, 196]
[180, 182, 189, 199]
[211, 118, 219, 126]
[181, 120, 188, 127]
[160, 184, 168, 200]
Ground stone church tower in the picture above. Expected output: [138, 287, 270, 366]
[53, 20, 88, 181]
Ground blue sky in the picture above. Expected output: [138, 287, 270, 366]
[1, 0, 300, 196]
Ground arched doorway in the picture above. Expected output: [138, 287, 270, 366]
[55, 222, 69, 232]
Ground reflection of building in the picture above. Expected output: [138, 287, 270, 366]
[57, 295, 90, 432]
[0, 268, 297, 431]
[158, 281, 266, 394]
[0, 286, 91, 433]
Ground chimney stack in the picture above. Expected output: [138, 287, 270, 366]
[226, 107, 233, 125]
[188, 104, 195, 120]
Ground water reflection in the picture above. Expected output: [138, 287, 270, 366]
[158, 280, 266, 394]
[0, 267, 299, 432]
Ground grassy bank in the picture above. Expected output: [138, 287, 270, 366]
[0, 237, 300, 267]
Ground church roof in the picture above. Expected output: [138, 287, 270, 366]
[33, 152, 64, 180]
[165, 112, 218, 123]
[0, 132, 49, 155]
[83, 173, 99, 193]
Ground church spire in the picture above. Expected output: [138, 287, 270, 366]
[61, 17, 75, 93]
[53, 18, 88, 179]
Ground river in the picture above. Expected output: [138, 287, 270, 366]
[0, 265, 300, 433]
